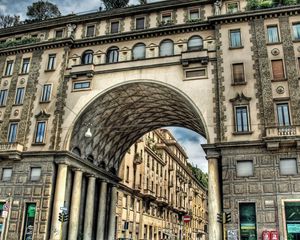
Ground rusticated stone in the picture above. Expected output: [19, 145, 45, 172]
[278, 183, 290, 193]
[263, 183, 274, 193]
[234, 184, 245, 194]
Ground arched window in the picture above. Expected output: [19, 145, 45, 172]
[106, 47, 119, 63]
[132, 43, 146, 60]
[159, 40, 174, 57]
[187, 36, 203, 51]
[72, 147, 81, 157]
[82, 50, 93, 64]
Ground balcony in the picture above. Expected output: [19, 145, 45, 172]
[133, 153, 143, 165]
[156, 196, 168, 206]
[70, 64, 95, 78]
[0, 143, 23, 160]
[266, 125, 300, 137]
[142, 189, 156, 201]
[181, 50, 209, 67]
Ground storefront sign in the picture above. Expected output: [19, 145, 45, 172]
[287, 224, 300, 233]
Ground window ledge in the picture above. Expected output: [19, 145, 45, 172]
[19, 73, 29, 76]
[231, 82, 247, 86]
[39, 101, 51, 104]
[229, 46, 244, 50]
[2, 75, 12, 78]
[271, 78, 287, 82]
[31, 143, 46, 146]
[233, 131, 253, 135]
[12, 104, 23, 107]
[44, 69, 56, 72]
[0, 105, 6, 108]
[293, 39, 300, 43]
[266, 42, 282, 46]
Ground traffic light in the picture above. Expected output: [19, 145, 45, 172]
[223, 212, 231, 224]
[217, 213, 222, 223]
[58, 212, 64, 222]
[63, 212, 69, 222]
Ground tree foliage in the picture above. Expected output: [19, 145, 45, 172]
[26, 1, 61, 21]
[0, 14, 20, 29]
[187, 162, 208, 188]
[101, 0, 129, 10]
[139, 0, 148, 4]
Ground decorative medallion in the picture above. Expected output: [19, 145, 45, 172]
[20, 78, 25, 85]
[276, 86, 285, 94]
[14, 109, 19, 117]
[271, 48, 280, 56]
[297, 46, 300, 52]
[3, 80, 8, 86]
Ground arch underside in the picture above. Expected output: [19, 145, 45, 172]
[71, 82, 206, 170]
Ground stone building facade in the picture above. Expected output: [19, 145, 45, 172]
[116, 129, 208, 240]
[0, 0, 299, 239]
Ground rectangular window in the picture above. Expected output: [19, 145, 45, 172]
[73, 81, 91, 90]
[239, 203, 257, 239]
[227, 2, 239, 13]
[284, 202, 300, 239]
[34, 121, 46, 144]
[185, 69, 206, 79]
[8, 122, 18, 143]
[235, 106, 249, 132]
[189, 9, 200, 20]
[23, 203, 36, 240]
[15, 87, 25, 105]
[30, 167, 41, 181]
[41, 84, 52, 102]
[230, 29, 242, 48]
[21, 58, 30, 74]
[86, 25, 95, 37]
[136, 17, 145, 30]
[0, 89, 8, 106]
[237, 160, 253, 177]
[111, 21, 119, 34]
[272, 59, 285, 80]
[47, 54, 56, 70]
[123, 195, 128, 208]
[280, 159, 298, 175]
[232, 63, 245, 84]
[162, 12, 172, 23]
[2, 168, 12, 181]
[4, 60, 14, 76]
[55, 29, 63, 38]
[293, 23, 300, 40]
[126, 166, 129, 182]
[267, 25, 279, 43]
[277, 103, 290, 126]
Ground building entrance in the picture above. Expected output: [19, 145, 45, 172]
[285, 202, 300, 240]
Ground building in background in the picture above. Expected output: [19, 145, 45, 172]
[116, 129, 208, 240]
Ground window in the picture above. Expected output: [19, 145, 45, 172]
[284, 202, 300, 239]
[23, 203, 37, 240]
[293, 23, 300, 40]
[21, 58, 30, 74]
[123, 195, 128, 208]
[0, 89, 8, 106]
[227, 2, 239, 13]
[189, 9, 200, 20]
[55, 29, 63, 38]
[277, 103, 290, 126]
[161, 12, 172, 23]
[126, 166, 130, 182]
[15, 87, 25, 105]
[47, 54, 56, 70]
[132, 43, 146, 60]
[232, 63, 245, 84]
[239, 203, 257, 239]
[280, 159, 298, 175]
[73, 81, 91, 90]
[160, 40, 174, 57]
[8, 123, 18, 143]
[187, 36, 203, 51]
[111, 21, 119, 34]
[136, 17, 145, 30]
[86, 25, 95, 37]
[34, 121, 46, 143]
[4, 60, 14, 76]
[30, 167, 41, 181]
[41, 84, 52, 102]
[2, 168, 12, 181]
[82, 50, 93, 65]
[236, 160, 253, 177]
[106, 47, 119, 63]
[230, 29, 242, 48]
[235, 106, 249, 132]
[185, 68, 206, 79]
[267, 25, 279, 43]
[271, 59, 285, 80]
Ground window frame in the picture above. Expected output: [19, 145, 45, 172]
[234, 105, 251, 133]
[110, 21, 120, 34]
[30, 167, 41, 181]
[229, 29, 242, 48]
[40, 84, 52, 103]
[236, 160, 254, 177]
[271, 59, 286, 81]
[85, 24, 96, 37]
[106, 47, 119, 63]
[34, 121, 47, 144]
[188, 8, 200, 20]
[0, 89, 8, 106]
[184, 67, 207, 80]
[279, 158, 298, 176]
[232, 63, 246, 84]
[161, 11, 172, 23]
[82, 50, 94, 65]
[21, 58, 30, 74]
[226, 2, 239, 14]
[266, 25, 280, 44]
[187, 35, 203, 51]
[14, 87, 25, 105]
[135, 17, 145, 30]
[276, 102, 291, 126]
[47, 54, 56, 71]
[72, 81, 91, 91]
[55, 29, 64, 39]
[4, 60, 14, 76]
[2, 168, 13, 182]
[159, 39, 174, 57]
[132, 43, 146, 60]
[292, 22, 300, 41]
[8, 122, 18, 143]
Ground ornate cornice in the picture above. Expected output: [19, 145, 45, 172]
[229, 92, 252, 103]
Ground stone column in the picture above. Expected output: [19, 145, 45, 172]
[96, 180, 108, 240]
[84, 175, 96, 240]
[107, 185, 117, 240]
[68, 169, 83, 240]
[207, 150, 222, 240]
[50, 163, 68, 240]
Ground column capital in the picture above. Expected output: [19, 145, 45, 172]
[87, 174, 96, 178]
[72, 167, 83, 172]
[206, 149, 220, 160]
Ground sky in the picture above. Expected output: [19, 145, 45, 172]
[0, 0, 208, 172]
[0, 0, 164, 19]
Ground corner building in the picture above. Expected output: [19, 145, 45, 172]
[116, 129, 208, 240]
[0, 0, 299, 239]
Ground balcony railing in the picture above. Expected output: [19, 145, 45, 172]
[0, 143, 23, 152]
[265, 125, 300, 137]
[181, 49, 209, 66]
[70, 64, 95, 77]
[142, 189, 156, 200]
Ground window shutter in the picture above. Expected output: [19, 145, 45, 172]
[232, 63, 245, 83]
[272, 60, 284, 80]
